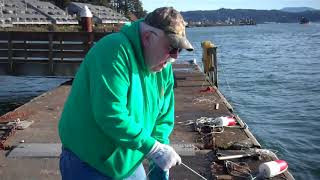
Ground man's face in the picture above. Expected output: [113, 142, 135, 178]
[143, 30, 181, 72]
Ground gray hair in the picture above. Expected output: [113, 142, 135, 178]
[140, 22, 165, 37]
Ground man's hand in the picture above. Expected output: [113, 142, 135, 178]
[147, 141, 181, 171]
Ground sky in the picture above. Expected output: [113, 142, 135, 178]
[140, 0, 320, 12]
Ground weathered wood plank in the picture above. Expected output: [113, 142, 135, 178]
[0, 31, 108, 42]
[0, 31, 106, 76]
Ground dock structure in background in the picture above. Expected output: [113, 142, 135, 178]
[0, 31, 108, 76]
[0, 35, 295, 179]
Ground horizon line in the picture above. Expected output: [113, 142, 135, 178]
[178, 7, 319, 12]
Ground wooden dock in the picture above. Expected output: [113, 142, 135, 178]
[0, 62, 294, 179]
[170, 63, 294, 179]
[0, 31, 107, 76]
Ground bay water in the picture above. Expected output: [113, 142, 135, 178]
[182, 23, 320, 180]
[0, 23, 319, 179]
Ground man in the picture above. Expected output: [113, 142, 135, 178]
[58, 7, 193, 180]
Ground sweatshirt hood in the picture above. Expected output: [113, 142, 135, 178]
[120, 19, 149, 74]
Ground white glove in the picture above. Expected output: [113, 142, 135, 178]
[147, 141, 182, 171]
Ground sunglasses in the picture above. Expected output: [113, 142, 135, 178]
[149, 31, 182, 55]
[168, 45, 182, 55]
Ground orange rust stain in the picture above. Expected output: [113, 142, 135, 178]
[0, 110, 34, 123]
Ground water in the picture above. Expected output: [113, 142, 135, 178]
[0, 23, 319, 179]
[181, 23, 320, 180]
[0, 76, 69, 114]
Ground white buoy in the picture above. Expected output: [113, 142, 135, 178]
[215, 103, 219, 109]
[259, 160, 288, 178]
[216, 116, 236, 126]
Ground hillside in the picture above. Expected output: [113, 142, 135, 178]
[181, 8, 320, 24]
[280, 7, 317, 13]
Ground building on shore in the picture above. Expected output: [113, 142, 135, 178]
[26, 0, 78, 25]
[67, 2, 129, 25]
[299, 16, 310, 24]
[238, 18, 256, 25]
[0, 0, 51, 27]
[0, 0, 78, 27]
[0, 0, 129, 28]
[187, 17, 256, 27]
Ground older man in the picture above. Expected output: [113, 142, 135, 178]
[58, 7, 193, 180]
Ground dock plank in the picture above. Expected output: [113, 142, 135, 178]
[7, 143, 62, 158]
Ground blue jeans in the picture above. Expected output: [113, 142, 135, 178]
[148, 161, 169, 180]
[60, 147, 169, 180]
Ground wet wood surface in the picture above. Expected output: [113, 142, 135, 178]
[0, 63, 294, 179]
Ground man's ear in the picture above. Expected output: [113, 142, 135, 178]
[141, 31, 152, 48]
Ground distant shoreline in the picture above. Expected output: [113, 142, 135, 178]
[186, 24, 256, 28]
[181, 8, 320, 25]
[186, 21, 320, 28]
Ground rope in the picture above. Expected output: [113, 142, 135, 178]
[225, 160, 254, 179]
[195, 117, 225, 135]
[146, 162, 207, 180]
[219, 60, 234, 100]
[146, 166, 155, 177]
[181, 162, 207, 180]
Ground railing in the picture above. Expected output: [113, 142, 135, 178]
[0, 31, 109, 76]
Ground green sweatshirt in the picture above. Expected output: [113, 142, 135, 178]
[58, 19, 175, 179]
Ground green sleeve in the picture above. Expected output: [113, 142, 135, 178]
[152, 66, 175, 144]
[88, 45, 155, 154]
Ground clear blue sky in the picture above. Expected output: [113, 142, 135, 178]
[140, 0, 320, 12]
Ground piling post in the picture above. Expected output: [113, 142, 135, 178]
[79, 6, 94, 52]
[210, 46, 218, 87]
[201, 41, 218, 87]
[80, 6, 93, 33]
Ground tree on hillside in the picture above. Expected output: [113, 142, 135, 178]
[110, 0, 146, 18]
[96, 0, 110, 7]
[131, 0, 147, 18]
